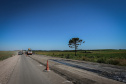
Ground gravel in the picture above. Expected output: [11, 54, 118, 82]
[0, 55, 19, 84]
[29, 54, 126, 84]
[50, 59, 126, 83]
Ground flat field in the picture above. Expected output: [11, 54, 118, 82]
[0, 51, 16, 61]
[33, 50, 126, 66]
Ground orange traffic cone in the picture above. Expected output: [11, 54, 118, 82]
[46, 60, 50, 71]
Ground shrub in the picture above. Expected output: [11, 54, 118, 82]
[97, 58, 106, 63]
[106, 59, 119, 65]
[53, 53, 54, 55]
[61, 54, 64, 58]
[66, 54, 70, 59]
[82, 56, 87, 61]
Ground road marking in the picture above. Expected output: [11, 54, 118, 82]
[62, 80, 71, 83]
[38, 64, 43, 66]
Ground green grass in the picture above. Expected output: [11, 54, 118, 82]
[0, 51, 16, 61]
[33, 50, 126, 66]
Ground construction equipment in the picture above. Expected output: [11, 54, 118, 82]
[27, 48, 32, 55]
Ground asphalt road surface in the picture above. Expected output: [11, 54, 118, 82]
[7, 54, 72, 84]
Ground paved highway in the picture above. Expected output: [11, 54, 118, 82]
[7, 54, 72, 84]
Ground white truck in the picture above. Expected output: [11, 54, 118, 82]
[27, 48, 32, 55]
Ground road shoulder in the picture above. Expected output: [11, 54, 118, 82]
[29, 54, 125, 84]
[0, 55, 19, 84]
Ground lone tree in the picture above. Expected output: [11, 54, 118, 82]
[68, 38, 85, 56]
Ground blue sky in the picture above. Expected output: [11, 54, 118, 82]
[0, 0, 126, 50]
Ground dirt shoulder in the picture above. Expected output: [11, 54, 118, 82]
[0, 55, 19, 84]
[29, 54, 125, 84]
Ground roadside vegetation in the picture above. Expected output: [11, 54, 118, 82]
[33, 49, 126, 66]
[0, 51, 16, 61]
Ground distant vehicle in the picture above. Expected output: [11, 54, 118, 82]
[18, 51, 23, 55]
[27, 48, 32, 55]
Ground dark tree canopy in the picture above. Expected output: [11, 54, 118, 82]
[68, 38, 85, 56]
